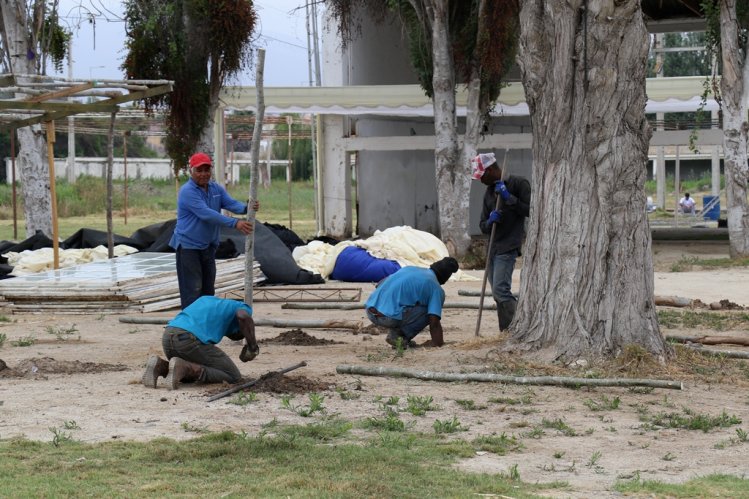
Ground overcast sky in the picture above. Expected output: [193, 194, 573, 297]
[52, 0, 314, 86]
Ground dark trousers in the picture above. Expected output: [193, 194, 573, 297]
[162, 326, 241, 384]
[175, 245, 217, 309]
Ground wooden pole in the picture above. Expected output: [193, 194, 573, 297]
[45, 121, 60, 269]
[207, 361, 307, 402]
[106, 111, 117, 258]
[10, 128, 17, 241]
[282, 301, 497, 310]
[123, 131, 129, 225]
[119, 316, 362, 329]
[336, 365, 684, 390]
[245, 48, 266, 307]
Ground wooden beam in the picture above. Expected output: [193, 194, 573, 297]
[24, 82, 94, 102]
[0, 100, 117, 112]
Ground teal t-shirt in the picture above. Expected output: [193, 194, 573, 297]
[168, 296, 252, 344]
[365, 266, 445, 320]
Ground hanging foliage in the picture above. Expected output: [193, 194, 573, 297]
[122, 0, 257, 169]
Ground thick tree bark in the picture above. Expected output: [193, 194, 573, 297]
[719, 0, 749, 258]
[513, 0, 669, 361]
[1, 0, 52, 238]
[418, 0, 471, 258]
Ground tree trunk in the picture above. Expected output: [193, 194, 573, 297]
[422, 0, 470, 258]
[719, 0, 749, 258]
[513, 0, 669, 362]
[1, 0, 52, 238]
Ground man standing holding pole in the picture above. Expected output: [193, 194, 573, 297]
[169, 152, 257, 309]
[471, 152, 531, 331]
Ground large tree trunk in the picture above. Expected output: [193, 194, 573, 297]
[1, 0, 52, 238]
[422, 0, 470, 258]
[513, 0, 669, 362]
[719, 0, 749, 258]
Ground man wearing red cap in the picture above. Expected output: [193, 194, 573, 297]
[470, 152, 531, 331]
[169, 152, 257, 309]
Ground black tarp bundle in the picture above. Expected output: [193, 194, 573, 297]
[0, 221, 324, 285]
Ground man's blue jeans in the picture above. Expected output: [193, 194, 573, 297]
[175, 245, 217, 309]
[488, 249, 518, 304]
[366, 305, 430, 341]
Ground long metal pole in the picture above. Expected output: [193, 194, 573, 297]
[123, 132, 128, 225]
[306, 0, 320, 234]
[10, 128, 17, 240]
[106, 111, 116, 259]
[287, 115, 293, 229]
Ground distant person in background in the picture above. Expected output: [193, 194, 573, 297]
[678, 193, 696, 214]
[170, 152, 258, 309]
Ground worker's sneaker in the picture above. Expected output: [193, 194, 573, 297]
[141, 355, 169, 388]
[165, 357, 204, 390]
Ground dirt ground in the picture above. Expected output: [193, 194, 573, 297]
[1, 241, 748, 497]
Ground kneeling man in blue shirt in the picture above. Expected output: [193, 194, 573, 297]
[365, 257, 459, 349]
[142, 296, 260, 389]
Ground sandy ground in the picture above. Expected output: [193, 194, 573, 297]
[1, 241, 748, 497]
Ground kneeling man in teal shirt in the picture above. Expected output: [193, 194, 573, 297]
[142, 296, 259, 389]
[365, 257, 459, 349]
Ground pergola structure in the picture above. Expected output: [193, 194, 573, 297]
[0, 73, 173, 268]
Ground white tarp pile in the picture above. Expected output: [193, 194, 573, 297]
[3, 245, 139, 276]
[292, 226, 477, 281]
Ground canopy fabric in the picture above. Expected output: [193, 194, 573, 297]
[221, 76, 718, 117]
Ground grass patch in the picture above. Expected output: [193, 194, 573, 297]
[10, 335, 35, 347]
[227, 392, 258, 406]
[541, 418, 577, 437]
[472, 433, 523, 455]
[640, 408, 741, 432]
[362, 409, 410, 432]
[433, 417, 466, 434]
[670, 255, 749, 272]
[405, 395, 438, 416]
[583, 395, 621, 412]
[0, 332, 6, 348]
[658, 310, 749, 331]
[0, 430, 564, 497]
[615, 474, 749, 496]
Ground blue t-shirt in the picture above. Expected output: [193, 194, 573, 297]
[365, 266, 445, 320]
[169, 179, 247, 250]
[167, 296, 253, 344]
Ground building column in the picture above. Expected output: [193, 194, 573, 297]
[320, 114, 351, 238]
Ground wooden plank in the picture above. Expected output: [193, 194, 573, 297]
[24, 83, 94, 102]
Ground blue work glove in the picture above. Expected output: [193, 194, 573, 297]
[487, 210, 501, 225]
[494, 180, 511, 201]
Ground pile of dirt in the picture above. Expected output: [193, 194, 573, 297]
[356, 324, 385, 336]
[203, 373, 333, 397]
[259, 329, 343, 346]
[710, 299, 744, 310]
[0, 357, 128, 379]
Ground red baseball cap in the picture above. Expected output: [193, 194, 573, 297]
[189, 152, 212, 168]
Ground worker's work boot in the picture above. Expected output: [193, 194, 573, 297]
[141, 355, 169, 388]
[498, 300, 517, 331]
[165, 357, 205, 390]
